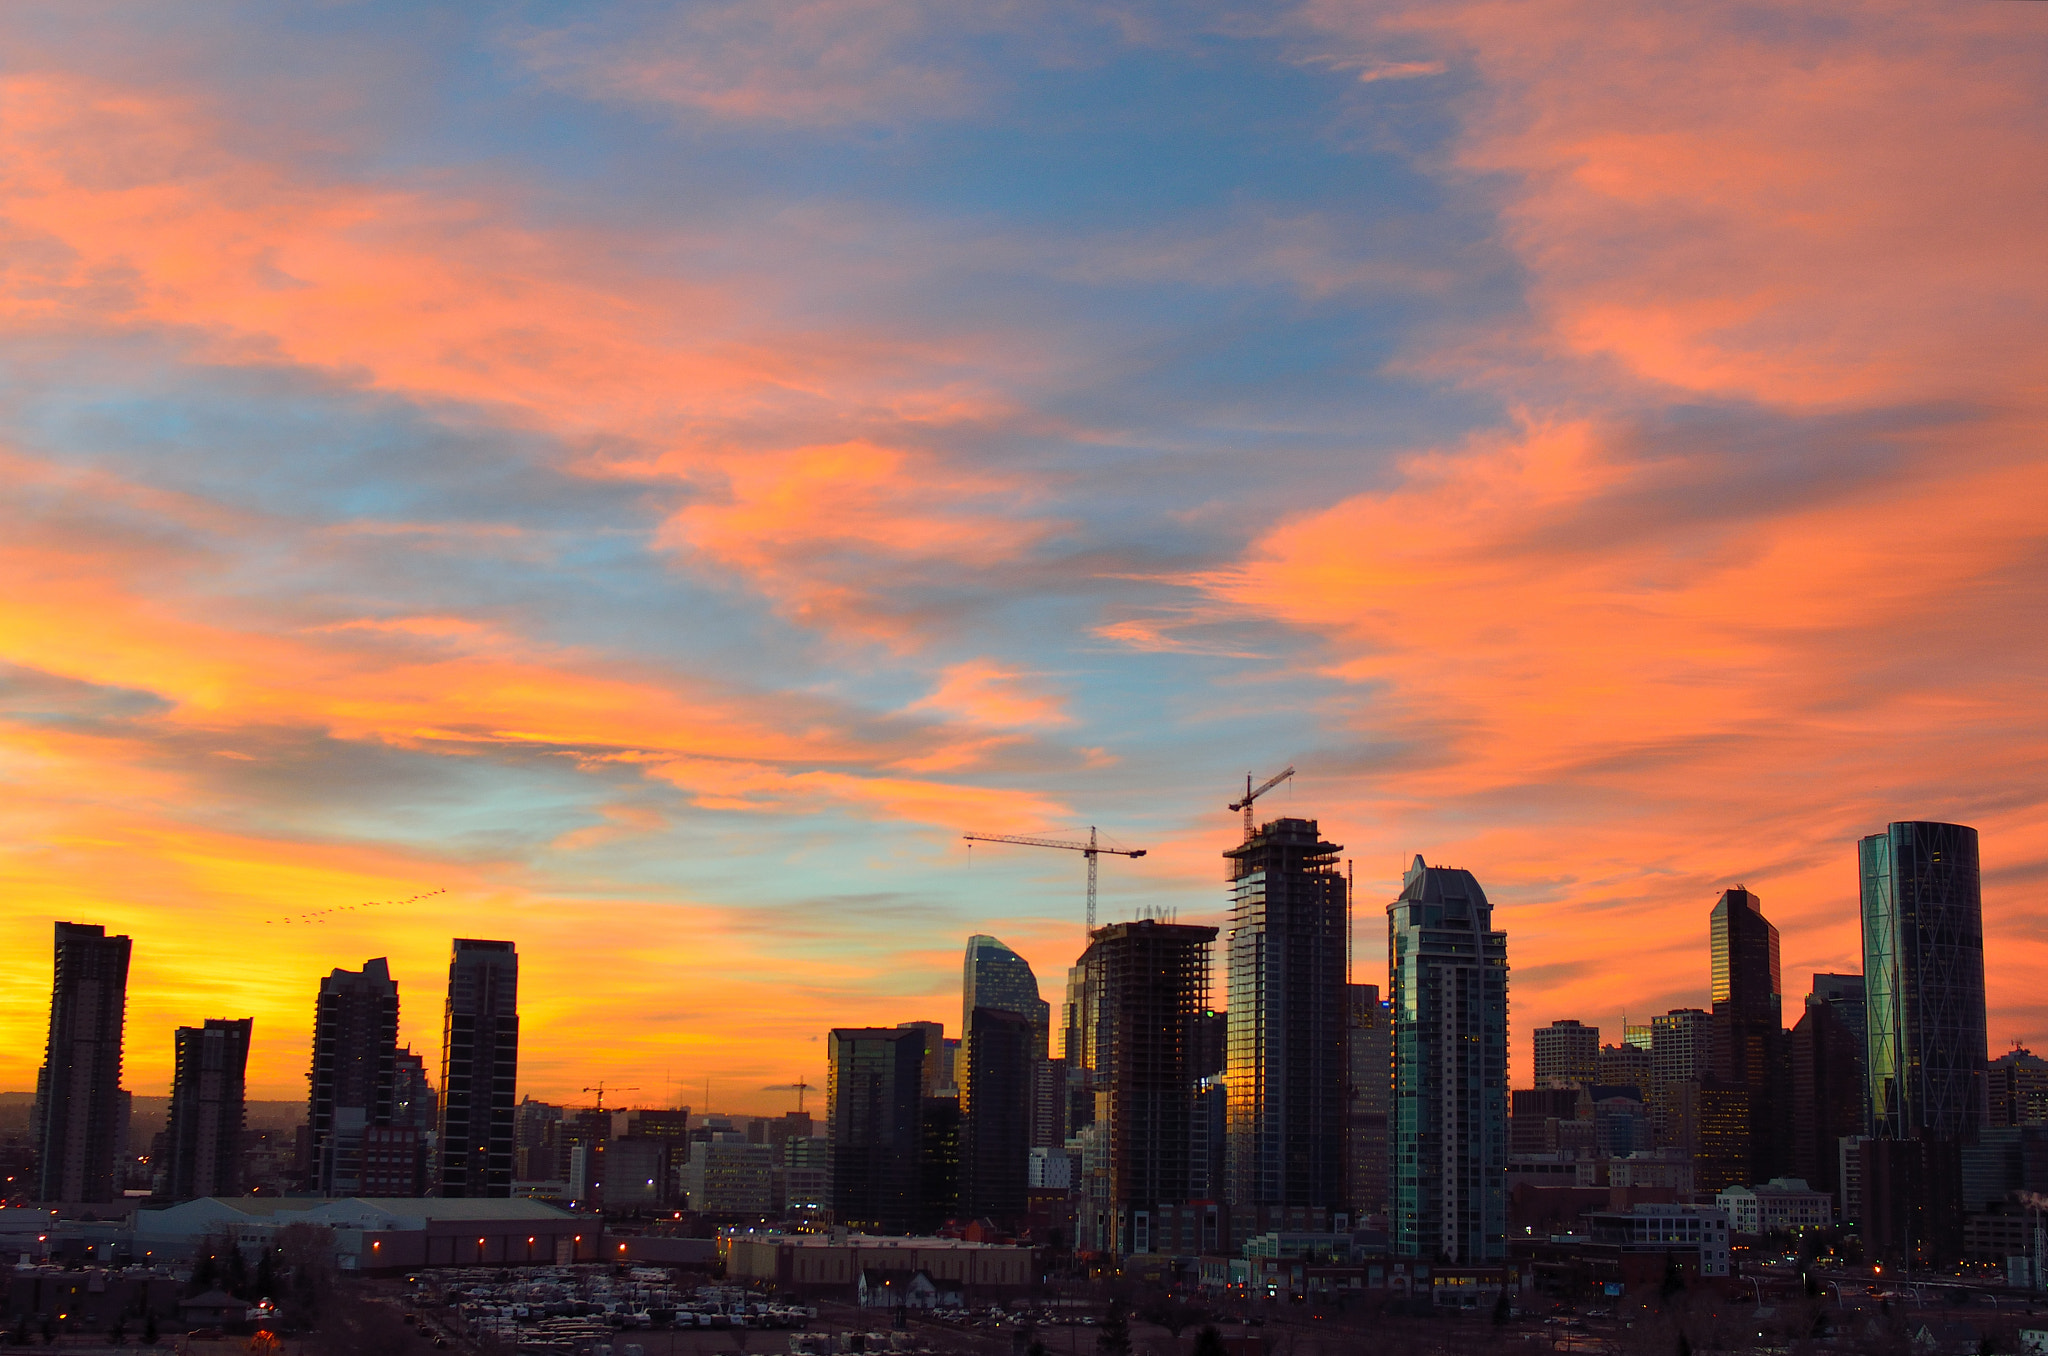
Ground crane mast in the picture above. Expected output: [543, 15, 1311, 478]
[1228, 764, 1295, 841]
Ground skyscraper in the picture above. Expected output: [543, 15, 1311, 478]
[1224, 818, 1347, 1232]
[1861, 821, 1988, 1142]
[1388, 856, 1508, 1263]
[1533, 1020, 1600, 1089]
[961, 1006, 1033, 1222]
[308, 957, 400, 1195]
[827, 1026, 927, 1234]
[437, 939, 519, 1197]
[164, 1018, 252, 1200]
[962, 936, 1050, 1053]
[1344, 983, 1390, 1219]
[959, 935, 1054, 1160]
[1709, 887, 1785, 1182]
[1073, 919, 1217, 1255]
[1791, 973, 1867, 1204]
[36, 922, 133, 1203]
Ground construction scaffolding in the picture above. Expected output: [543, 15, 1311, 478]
[1074, 919, 1218, 1256]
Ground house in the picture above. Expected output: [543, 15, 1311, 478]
[856, 1268, 957, 1309]
[1908, 1321, 1981, 1355]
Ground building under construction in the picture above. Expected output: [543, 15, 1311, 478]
[1070, 919, 1218, 1256]
[1224, 818, 1349, 1239]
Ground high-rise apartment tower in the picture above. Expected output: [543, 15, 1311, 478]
[309, 957, 400, 1195]
[437, 939, 519, 1197]
[1224, 818, 1347, 1229]
[1073, 919, 1217, 1255]
[1388, 856, 1508, 1262]
[36, 923, 133, 1203]
[165, 1018, 252, 1200]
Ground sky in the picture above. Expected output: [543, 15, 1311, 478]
[1, 0, 2044, 1111]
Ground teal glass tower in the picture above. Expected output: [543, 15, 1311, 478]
[1389, 855, 1508, 1262]
[1860, 821, 1987, 1141]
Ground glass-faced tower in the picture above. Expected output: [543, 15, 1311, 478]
[1389, 855, 1508, 1262]
[1861, 821, 1987, 1141]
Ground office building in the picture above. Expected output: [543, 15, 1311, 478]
[961, 1006, 1033, 1223]
[1344, 983, 1390, 1219]
[513, 1097, 564, 1183]
[35, 922, 133, 1203]
[1791, 974, 1867, 1204]
[962, 936, 1050, 1054]
[1673, 1079, 1751, 1195]
[437, 939, 520, 1197]
[393, 1046, 437, 1129]
[1388, 855, 1509, 1263]
[828, 1026, 927, 1234]
[1861, 821, 1988, 1142]
[1224, 818, 1347, 1230]
[164, 1018, 252, 1201]
[1989, 1047, 2048, 1126]
[309, 957, 400, 1196]
[1509, 1087, 1582, 1156]
[1597, 1041, 1652, 1092]
[1708, 887, 1783, 1181]
[680, 1137, 773, 1216]
[1533, 1020, 1600, 1089]
[959, 935, 1054, 1167]
[1072, 918, 1217, 1254]
[1650, 1009, 1712, 1141]
[897, 1022, 949, 1099]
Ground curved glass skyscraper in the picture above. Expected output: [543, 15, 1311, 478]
[1860, 821, 1987, 1141]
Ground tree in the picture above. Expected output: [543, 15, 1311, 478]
[1193, 1326, 1229, 1356]
[1492, 1294, 1512, 1326]
[1660, 1252, 1686, 1301]
[254, 1246, 275, 1300]
[1097, 1299, 1132, 1356]
[143, 1312, 159, 1345]
[187, 1238, 220, 1296]
[274, 1222, 338, 1328]
[1675, 1335, 1691, 1356]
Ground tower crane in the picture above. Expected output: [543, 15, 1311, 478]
[961, 826, 1147, 933]
[582, 1082, 638, 1113]
[1228, 765, 1295, 841]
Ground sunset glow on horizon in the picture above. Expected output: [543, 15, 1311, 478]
[2, 0, 2043, 1113]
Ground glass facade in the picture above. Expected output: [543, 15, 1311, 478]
[1388, 855, 1508, 1262]
[437, 938, 519, 1197]
[1223, 818, 1348, 1220]
[1861, 821, 1987, 1141]
[827, 1026, 927, 1234]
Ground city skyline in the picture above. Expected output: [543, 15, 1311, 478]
[1, 812, 2031, 1111]
[1, 1, 2045, 1110]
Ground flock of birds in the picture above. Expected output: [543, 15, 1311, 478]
[263, 887, 446, 924]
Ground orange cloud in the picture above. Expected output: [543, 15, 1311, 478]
[907, 659, 1071, 729]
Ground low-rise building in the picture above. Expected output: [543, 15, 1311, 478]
[132, 1196, 596, 1272]
[723, 1232, 1031, 1302]
[1716, 1178, 1833, 1235]
[1585, 1203, 1730, 1276]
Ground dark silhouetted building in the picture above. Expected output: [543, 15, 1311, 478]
[1862, 821, 1987, 1142]
[164, 1018, 251, 1200]
[1598, 1041, 1652, 1094]
[897, 1021, 949, 1098]
[309, 957, 400, 1196]
[1533, 1020, 1600, 1090]
[36, 922, 133, 1203]
[1989, 1047, 2048, 1127]
[962, 1005, 1033, 1223]
[437, 939, 519, 1197]
[1225, 818, 1347, 1233]
[1074, 918, 1217, 1255]
[1709, 887, 1785, 1182]
[960, 935, 1053, 1166]
[1389, 855, 1508, 1262]
[1345, 983, 1390, 1219]
[828, 1026, 927, 1234]
[1860, 1136, 1965, 1266]
[1509, 1087, 1582, 1156]
[1791, 973, 1867, 1205]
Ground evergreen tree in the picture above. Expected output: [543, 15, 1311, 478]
[144, 1312, 159, 1345]
[1096, 1300, 1131, 1356]
[1192, 1326, 1228, 1356]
